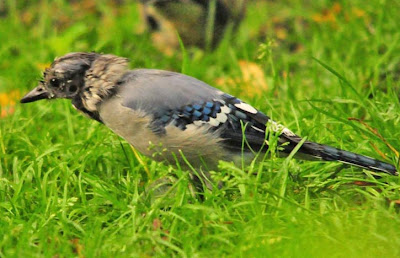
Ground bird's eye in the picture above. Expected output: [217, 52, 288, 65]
[68, 85, 78, 93]
[50, 78, 60, 87]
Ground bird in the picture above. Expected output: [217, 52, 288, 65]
[20, 52, 398, 191]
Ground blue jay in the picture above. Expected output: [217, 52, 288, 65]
[20, 52, 398, 188]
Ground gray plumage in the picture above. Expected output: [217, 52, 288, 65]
[119, 69, 222, 115]
[20, 52, 398, 189]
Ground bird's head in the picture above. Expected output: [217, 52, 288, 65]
[20, 52, 129, 109]
[20, 52, 100, 103]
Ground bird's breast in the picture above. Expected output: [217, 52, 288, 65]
[98, 97, 227, 169]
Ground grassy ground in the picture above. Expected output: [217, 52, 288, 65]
[1, 0, 400, 257]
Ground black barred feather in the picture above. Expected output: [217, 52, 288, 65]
[280, 134, 398, 175]
[151, 94, 270, 152]
[151, 93, 398, 175]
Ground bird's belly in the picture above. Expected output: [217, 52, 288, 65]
[99, 98, 226, 169]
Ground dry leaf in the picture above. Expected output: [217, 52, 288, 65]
[239, 60, 268, 92]
[331, 2, 342, 14]
[312, 2, 368, 27]
[352, 8, 366, 18]
[353, 181, 376, 186]
[36, 63, 51, 71]
[71, 0, 97, 14]
[312, 2, 341, 25]
[0, 90, 20, 118]
[70, 238, 84, 258]
[152, 218, 162, 231]
[274, 27, 288, 40]
[216, 60, 268, 98]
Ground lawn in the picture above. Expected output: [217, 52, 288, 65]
[1, 0, 400, 257]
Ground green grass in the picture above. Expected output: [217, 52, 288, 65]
[1, 0, 400, 257]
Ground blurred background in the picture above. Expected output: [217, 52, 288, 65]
[1, 0, 398, 119]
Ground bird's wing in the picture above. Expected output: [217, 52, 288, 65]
[117, 69, 276, 152]
[118, 69, 222, 114]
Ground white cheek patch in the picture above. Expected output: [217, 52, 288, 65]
[234, 102, 258, 114]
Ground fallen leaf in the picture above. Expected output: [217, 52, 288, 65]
[36, 63, 51, 71]
[0, 90, 20, 106]
[152, 218, 162, 231]
[216, 60, 268, 98]
[274, 27, 288, 40]
[331, 2, 342, 14]
[70, 238, 84, 258]
[353, 181, 376, 186]
[239, 60, 268, 92]
[352, 7, 366, 18]
[1, 106, 15, 118]
[0, 90, 20, 118]
[312, 2, 341, 26]
[71, 0, 97, 14]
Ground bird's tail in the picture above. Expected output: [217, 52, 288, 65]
[281, 135, 398, 176]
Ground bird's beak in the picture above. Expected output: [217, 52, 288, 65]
[20, 85, 50, 103]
